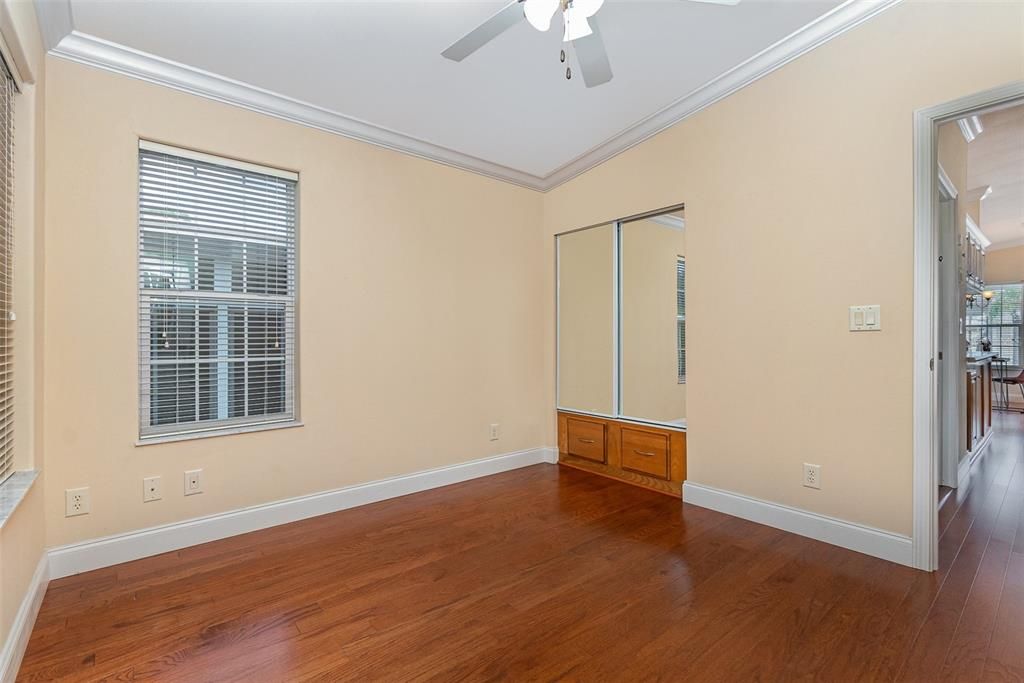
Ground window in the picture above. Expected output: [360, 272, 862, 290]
[677, 256, 686, 384]
[0, 62, 13, 483]
[966, 283, 1023, 367]
[138, 142, 298, 441]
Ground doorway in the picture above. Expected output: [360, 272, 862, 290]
[913, 81, 1024, 571]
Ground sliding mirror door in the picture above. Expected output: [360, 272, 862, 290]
[556, 206, 686, 429]
[557, 224, 615, 416]
[620, 213, 686, 426]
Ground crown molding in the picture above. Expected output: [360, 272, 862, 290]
[49, 31, 550, 191]
[540, 0, 903, 189]
[965, 215, 992, 249]
[38, 0, 901, 193]
[647, 214, 686, 231]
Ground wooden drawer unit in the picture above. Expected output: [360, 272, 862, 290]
[566, 416, 607, 463]
[620, 428, 670, 480]
[557, 411, 686, 496]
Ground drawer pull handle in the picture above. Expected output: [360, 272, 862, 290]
[633, 450, 657, 457]
[578, 438, 596, 444]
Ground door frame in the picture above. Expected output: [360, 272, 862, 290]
[912, 80, 1024, 571]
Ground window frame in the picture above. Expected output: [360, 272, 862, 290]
[136, 141, 301, 444]
[965, 282, 1023, 368]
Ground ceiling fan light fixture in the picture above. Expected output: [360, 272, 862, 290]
[523, 0, 560, 31]
[562, 6, 593, 41]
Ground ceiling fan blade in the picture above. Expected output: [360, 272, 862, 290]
[574, 16, 613, 88]
[442, 1, 524, 62]
[685, 0, 742, 5]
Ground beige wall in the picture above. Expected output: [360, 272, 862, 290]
[0, 0, 46, 652]
[987, 245, 1024, 284]
[621, 217, 686, 423]
[541, 0, 1024, 536]
[557, 224, 614, 414]
[42, 57, 546, 548]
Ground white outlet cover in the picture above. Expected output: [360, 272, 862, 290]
[65, 487, 90, 517]
[143, 475, 162, 502]
[184, 469, 203, 496]
[803, 463, 821, 490]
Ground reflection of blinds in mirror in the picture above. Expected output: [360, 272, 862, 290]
[138, 143, 298, 440]
[677, 257, 686, 384]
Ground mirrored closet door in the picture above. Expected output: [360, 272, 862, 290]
[556, 223, 616, 416]
[556, 206, 686, 429]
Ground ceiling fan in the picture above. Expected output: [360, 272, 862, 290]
[441, 0, 741, 88]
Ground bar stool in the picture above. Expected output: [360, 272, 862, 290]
[993, 368, 1024, 414]
[993, 357, 1010, 410]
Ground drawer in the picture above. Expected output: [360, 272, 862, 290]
[620, 428, 670, 480]
[566, 418, 606, 463]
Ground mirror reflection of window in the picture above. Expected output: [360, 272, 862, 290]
[677, 256, 686, 385]
[621, 214, 686, 426]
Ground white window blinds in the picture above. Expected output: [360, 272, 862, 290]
[0, 62, 13, 483]
[677, 256, 686, 384]
[967, 283, 1023, 367]
[138, 142, 298, 441]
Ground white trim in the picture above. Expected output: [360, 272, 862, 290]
[540, 0, 903, 189]
[965, 215, 992, 250]
[0, 4, 32, 86]
[0, 553, 48, 683]
[39, 0, 902, 192]
[913, 80, 1024, 572]
[957, 115, 984, 144]
[647, 214, 686, 231]
[682, 481, 913, 567]
[139, 139, 298, 181]
[936, 163, 958, 200]
[957, 453, 971, 490]
[51, 32, 549, 192]
[48, 446, 558, 579]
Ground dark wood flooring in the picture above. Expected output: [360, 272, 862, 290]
[19, 413, 1024, 681]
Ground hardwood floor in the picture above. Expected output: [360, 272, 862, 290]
[19, 413, 1024, 682]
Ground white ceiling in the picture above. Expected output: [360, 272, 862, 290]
[968, 104, 1024, 250]
[48, 0, 880, 188]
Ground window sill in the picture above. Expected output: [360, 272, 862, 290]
[136, 419, 304, 446]
[0, 470, 39, 530]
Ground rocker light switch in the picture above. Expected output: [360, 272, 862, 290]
[849, 305, 881, 332]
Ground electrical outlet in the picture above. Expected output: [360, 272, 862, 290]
[803, 463, 821, 490]
[184, 469, 203, 496]
[65, 487, 90, 517]
[489, 423, 500, 441]
[143, 476, 162, 502]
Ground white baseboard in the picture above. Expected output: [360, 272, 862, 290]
[49, 446, 558, 579]
[682, 481, 913, 567]
[957, 452, 972, 490]
[0, 553, 48, 683]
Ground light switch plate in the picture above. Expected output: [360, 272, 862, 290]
[849, 305, 881, 332]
